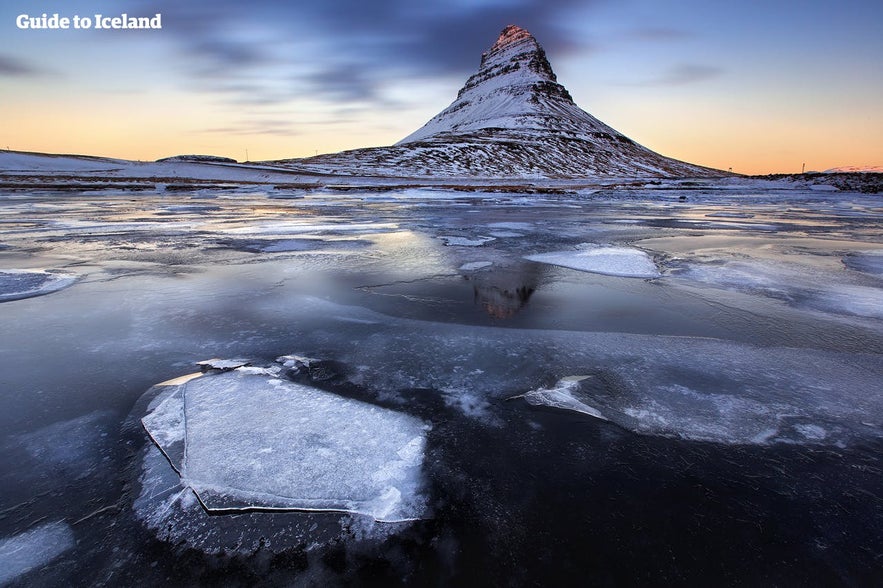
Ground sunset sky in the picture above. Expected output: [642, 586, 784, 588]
[2, 0, 881, 174]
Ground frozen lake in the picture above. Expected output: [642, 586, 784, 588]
[0, 186, 881, 585]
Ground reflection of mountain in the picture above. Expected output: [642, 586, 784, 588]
[276, 25, 722, 179]
[468, 263, 544, 319]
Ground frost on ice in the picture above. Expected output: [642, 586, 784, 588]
[0, 269, 76, 302]
[0, 521, 75, 585]
[513, 376, 608, 421]
[525, 244, 660, 278]
[141, 369, 429, 522]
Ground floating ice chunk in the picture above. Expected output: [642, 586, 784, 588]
[0, 270, 76, 303]
[459, 261, 493, 271]
[197, 358, 250, 371]
[525, 244, 660, 278]
[513, 376, 608, 421]
[276, 354, 320, 369]
[0, 521, 75, 585]
[141, 387, 185, 472]
[141, 371, 429, 522]
[438, 235, 496, 247]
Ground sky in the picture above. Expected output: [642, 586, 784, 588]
[1, 0, 881, 174]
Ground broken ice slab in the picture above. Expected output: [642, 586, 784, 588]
[142, 370, 429, 522]
[0, 269, 76, 303]
[525, 244, 660, 278]
[141, 386, 185, 473]
[513, 376, 609, 421]
[196, 358, 250, 371]
[276, 354, 320, 369]
[0, 521, 75, 586]
[438, 235, 496, 247]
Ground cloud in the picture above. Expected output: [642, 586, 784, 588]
[628, 64, 723, 86]
[625, 27, 693, 42]
[0, 55, 42, 77]
[140, 0, 603, 106]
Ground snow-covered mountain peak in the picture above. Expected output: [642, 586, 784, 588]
[489, 24, 533, 52]
[397, 24, 577, 144]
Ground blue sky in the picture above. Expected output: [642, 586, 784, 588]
[2, 0, 881, 172]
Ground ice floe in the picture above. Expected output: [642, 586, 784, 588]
[459, 261, 493, 271]
[512, 376, 608, 421]
[140, 368, 429, 522]
[0, 521, 75, 586]
[525, 244, 660, 278]
[438, 235, 496, 247]
[0, 270, 76, 303]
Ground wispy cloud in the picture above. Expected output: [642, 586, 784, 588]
[627, 64, 723, 86]
[0, 54, 42, 77]
[625, 27, 693, 42]
[140, 0, 603, 106]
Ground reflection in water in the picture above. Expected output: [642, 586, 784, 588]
[468, 263, 545, 319]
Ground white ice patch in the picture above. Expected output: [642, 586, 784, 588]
[0, 521, 75, 585]
[196, 358, 250, 370]
[459, 261, 493, 271]
[438, 235, 496, 247]
[525, 244, 660, 278]
[515, 376, 608, 421]
[141, 371, 429, 522]
[0, 270, 76, 303]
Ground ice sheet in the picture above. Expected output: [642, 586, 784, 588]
[844, 251, 883, 276]
[0, 270, 76, 303]
[525, 244, 660, 278]
[676, 259, 883, 319]
[0, 521, 75, 585]
[142, 370, 429, 522]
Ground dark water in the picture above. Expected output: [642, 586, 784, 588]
[0, 188, 881, 585]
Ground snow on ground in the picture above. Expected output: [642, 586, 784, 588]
[525, 244, 660, 278]
[0, 521, 75, 586]
[141, 369, 429, 522]
[0, 270, 76, 303]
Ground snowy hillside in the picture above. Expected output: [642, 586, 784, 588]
[276, 25, 723, 179]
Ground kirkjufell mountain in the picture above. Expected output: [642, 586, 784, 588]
[277, 25, 722, 179]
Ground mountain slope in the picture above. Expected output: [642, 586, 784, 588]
[274, 25, 722, 179]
